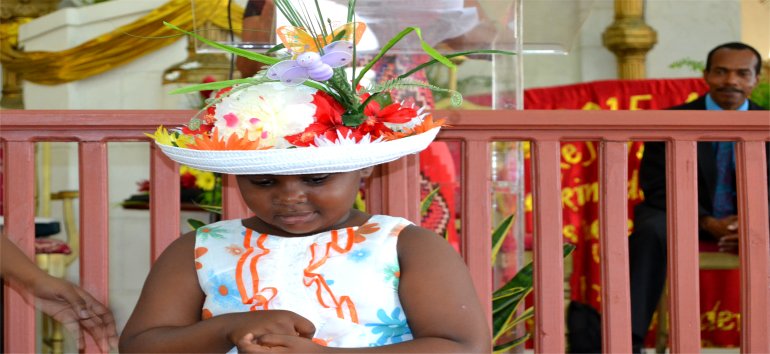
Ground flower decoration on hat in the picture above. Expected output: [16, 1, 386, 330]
[150, 0, 512, 175]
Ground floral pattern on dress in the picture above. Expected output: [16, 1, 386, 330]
[196, 225, 226, 241]
[383, 263, 401, 288]
[365, 308, 412, 345]
[204, 270, 243, 309]
[348, 247, 371, 262]
[196, 215, 414, 348]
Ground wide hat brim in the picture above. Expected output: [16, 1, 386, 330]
[157, 127, 440, 175]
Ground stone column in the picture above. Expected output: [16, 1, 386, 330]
[0, 0, 59, 108]
[602, 0, 657, 79]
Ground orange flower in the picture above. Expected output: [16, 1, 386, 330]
[382, 115, 446, 141]
[187, 129, 271, 151]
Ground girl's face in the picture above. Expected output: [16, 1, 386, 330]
[236, 169, 372, 236]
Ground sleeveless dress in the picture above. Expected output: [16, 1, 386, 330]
[194, 215, 414, 349]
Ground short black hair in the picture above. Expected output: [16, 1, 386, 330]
[705, 42, 762, 75]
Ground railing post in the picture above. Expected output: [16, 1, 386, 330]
[2, 141, 37, 353]
[599, 141, 632, 352]
[222, 175, 251, 220]
[665, 140, 700, 353]
[735, 141, 770, 352]
[78, 141, 111, 353]
[463, 139, 492, 324]
[531, 139, 565, 353]
[150, 144, 180, 262]
[379, 156, 421, 222]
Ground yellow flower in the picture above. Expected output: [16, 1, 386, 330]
[145, 126, 192, 148]
[195, 172, 216, 191]
[180, 166, 203, 177]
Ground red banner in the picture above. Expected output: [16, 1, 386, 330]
[517, 78, 738, 348]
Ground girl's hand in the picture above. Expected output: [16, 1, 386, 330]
[237, 333, 327, 353]
[29, 275, 118, 351]
[226, 310, 316, 346]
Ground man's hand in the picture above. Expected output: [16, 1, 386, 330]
[700, 215, 739, 254]
[718, 234, 739, 254]
[700, 215, 738, 239]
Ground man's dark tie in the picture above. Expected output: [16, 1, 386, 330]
[712, 142, 737, 218]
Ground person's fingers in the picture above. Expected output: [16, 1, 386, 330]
[293, 315, 316, 339]
[73, 287, 118, 351]
[54, 282, 91, 320]
[237, 333, 274, 353]
[257, 333, 292, 347]
[237, 333, 257, 346]
[58, 319, 84, 349]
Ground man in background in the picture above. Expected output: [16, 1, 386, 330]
[628, 42, 769, 353]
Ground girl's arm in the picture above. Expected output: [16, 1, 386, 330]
[392, 224, 491, 352]
[119, 231, 315, 353]
[237, 225, 491, 353]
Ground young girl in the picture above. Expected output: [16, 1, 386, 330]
[120, 2, 492, 352]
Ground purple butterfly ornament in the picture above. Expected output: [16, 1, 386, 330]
[267, 41, 354, 86]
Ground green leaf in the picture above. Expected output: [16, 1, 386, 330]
[420, 188, 440, 216]
[398, 49, 516, 80]
[266, 43, 285, 54]
[491, 244, 576, 339]
[492, 287, 532, 337]
[192, 203, 222, 215]
[491, 214, 515, 264]
[354, 26, 455, 88]
[750, 82, 769, 109]
[493, 334, 530, 354]
[669, 57, 705, 72]
[187, 218, 206, 231]
[498, 306, 534, 335]
[163, 22, 279, 65]
[364, 78, 463, 107]
[168, 78, 261, 95]
[341, 111, 366, 127]
[493, 243, 575, 298]
[346, 0, 356, 22]
[491, 286, 527, 302]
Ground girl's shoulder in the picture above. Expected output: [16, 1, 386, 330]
[365, 214, 412, 228]
[193, 219, 247, 244]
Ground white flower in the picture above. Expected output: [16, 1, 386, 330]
[344, 66, 376, 89]
[312, 130, 384, 147]
[213, 82, 317, 148]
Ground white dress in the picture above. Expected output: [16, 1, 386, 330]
[194, 215, 414, 349]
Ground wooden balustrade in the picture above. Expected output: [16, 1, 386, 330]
[2, 109, 768, 353]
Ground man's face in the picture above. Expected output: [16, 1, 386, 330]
[703, 48, 759, 110]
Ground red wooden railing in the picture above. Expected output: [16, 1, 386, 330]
[2, 110, 768, 353]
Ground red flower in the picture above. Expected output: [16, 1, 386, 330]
[285, 91, 417, 146]
[206, 87, 233, 116]
[137, 180, 150, 192]
[200, 76, 218, 100]
[182, 122, 214, 135]
[285, 91, 351, 146]
[357, 97, 417, 139]
[180, 172, 198, 189]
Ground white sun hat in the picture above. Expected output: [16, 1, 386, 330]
[156, 126, 439, 175]
[150, 81, 443, 175]
[149, 1, 475, 175]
